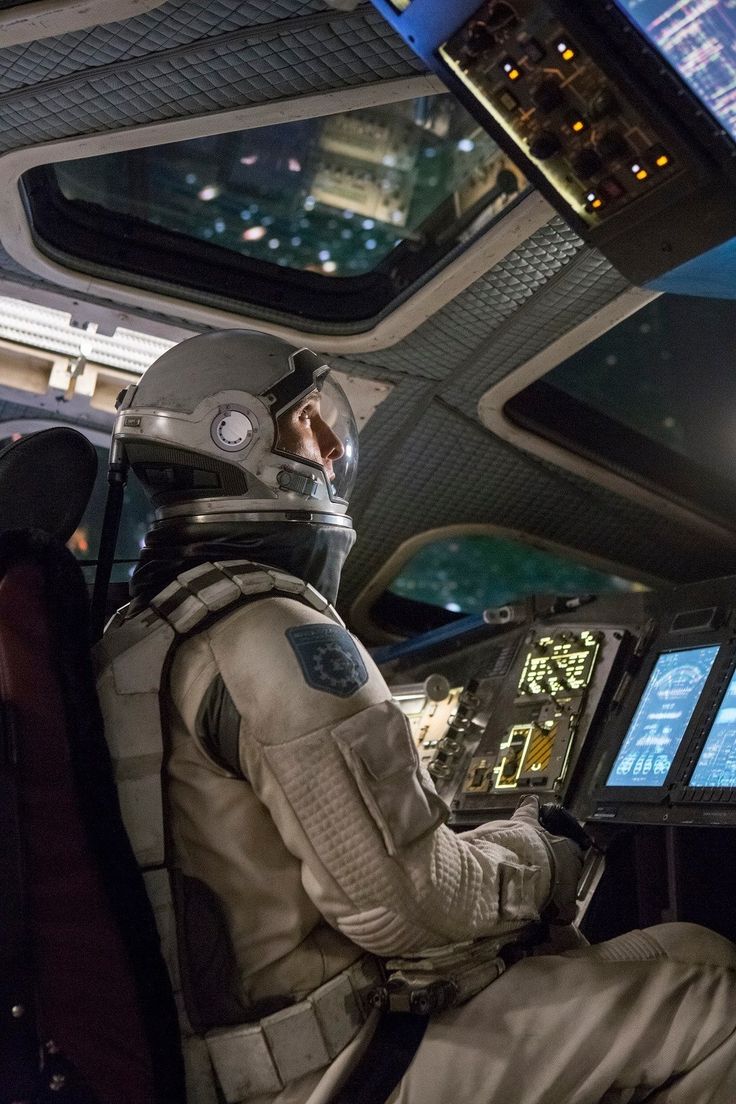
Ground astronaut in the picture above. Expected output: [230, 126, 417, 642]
[98, 329, 736, 1104]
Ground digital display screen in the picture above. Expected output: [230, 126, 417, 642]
[614, 0, 736, 142]
[690, 667, 736, 787]
[606, 645, 719, 787]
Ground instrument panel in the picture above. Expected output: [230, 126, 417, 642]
[387, 576, 736, 828]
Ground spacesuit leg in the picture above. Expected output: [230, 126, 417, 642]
[388, 922, 736, 1104]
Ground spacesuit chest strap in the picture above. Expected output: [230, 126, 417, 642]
[95, 559, 341, 870]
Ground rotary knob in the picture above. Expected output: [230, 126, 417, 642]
[424, 674, 451, 703]
[528, 130, 562, 160]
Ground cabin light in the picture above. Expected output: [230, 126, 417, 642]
[291, 235, 302, 246]
[268, 238, 280, 249]
[457, 137, 475, 152]
[240, 154, 258, 166]
[318, 249, 331, 262]
[242, 225, 267, 241]
[362, 218, 375, 230]
[288, 158, 301, 172]
[185, 173, 197, 185]
[365, 239, 377, 250]
[322, 260, 337, 273]
[304, 195, 316, 210]
[197, 184, 219, 201]
[382, 153, 397, 167]
[239, 209, 251, 220]
[214, 219, 225, 233]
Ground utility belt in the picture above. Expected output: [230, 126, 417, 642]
[369, 924, 544, 1017]
[201, 957, 383, 1102]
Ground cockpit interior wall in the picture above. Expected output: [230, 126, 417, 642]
[0, 2, 733, 623]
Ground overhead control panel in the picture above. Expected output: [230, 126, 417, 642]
[369, 0, 736, 286]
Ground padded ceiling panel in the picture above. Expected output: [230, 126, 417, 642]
[0, 1, 330, 94]
[0, 8, 419, 151]
[339, 397, 736, 610]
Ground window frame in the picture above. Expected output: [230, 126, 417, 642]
[0, 76, 553, 351]
[478, 287, 736, 548]
[350, 521, 660, 644]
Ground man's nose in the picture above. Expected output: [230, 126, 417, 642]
[316, 417, 344, 462]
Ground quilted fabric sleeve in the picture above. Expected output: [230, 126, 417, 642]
[196, 598, 555, 956]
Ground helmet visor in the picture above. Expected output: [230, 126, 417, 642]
[274, 372, 358, 505]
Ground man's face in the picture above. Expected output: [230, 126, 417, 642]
[275, 388, 344, 481]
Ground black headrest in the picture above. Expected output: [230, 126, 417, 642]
[0, 427, 98, 542]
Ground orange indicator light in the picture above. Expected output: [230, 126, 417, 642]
[635, 168, 648, 180]
[656, 154, 669, 167]
[591, 197, 603, 208]
[508, 67, 520, 80]
[571, 119, 585, 132]
[562, 47, 575, 61]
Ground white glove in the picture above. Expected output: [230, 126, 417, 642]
[513, 796, 585, 925]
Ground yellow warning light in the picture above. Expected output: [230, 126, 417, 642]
[591, 197, 603, 209]
[636, 168, 648, 180]
[656, 153, 669, 167]
[508, 67, 521, 80]
[571, 119, 585, 132]
[562, 47, 575, 61]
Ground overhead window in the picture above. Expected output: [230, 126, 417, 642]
[21, 95, 528, 324]
[504, 294, 736, 524]
[370, 531, 643, 636]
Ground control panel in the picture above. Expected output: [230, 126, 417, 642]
[387, 575, 736, 829]
[440, 0, 679, 231]
[369, 0, 736, 285]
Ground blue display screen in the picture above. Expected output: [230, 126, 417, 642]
[606, 645, 719, 787]
[690, 666, 736, 787]
[614, 0, 736, 142]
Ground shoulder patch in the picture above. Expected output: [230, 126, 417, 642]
[286, 624, 369, 698]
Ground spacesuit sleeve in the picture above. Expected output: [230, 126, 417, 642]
[179, 598, 554, 956]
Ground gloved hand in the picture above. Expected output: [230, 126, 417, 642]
[512, 796, 586, 925]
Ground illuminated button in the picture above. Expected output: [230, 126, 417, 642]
[528, 130, 562, 160]
[596, 130, 629, 161]
[572, 148, 603, 178]
[650, 145, 672, 168]
[555, 39, 576, 61]
[501, 57, 522, 80]
[497, 88, 520, 114]
[599, 175, 626, 200]
[532, 77, 564, 113]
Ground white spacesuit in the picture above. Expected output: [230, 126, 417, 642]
[97, 330, 736, 1104]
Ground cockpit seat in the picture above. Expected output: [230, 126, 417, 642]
[0, 428, 183, 1104]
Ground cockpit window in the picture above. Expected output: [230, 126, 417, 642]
[21, 95, 528, 324]
[371, 532, 643, 636]
[504, 294, 736, 524]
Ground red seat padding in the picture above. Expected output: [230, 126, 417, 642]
[0, 561, 156, 1103]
